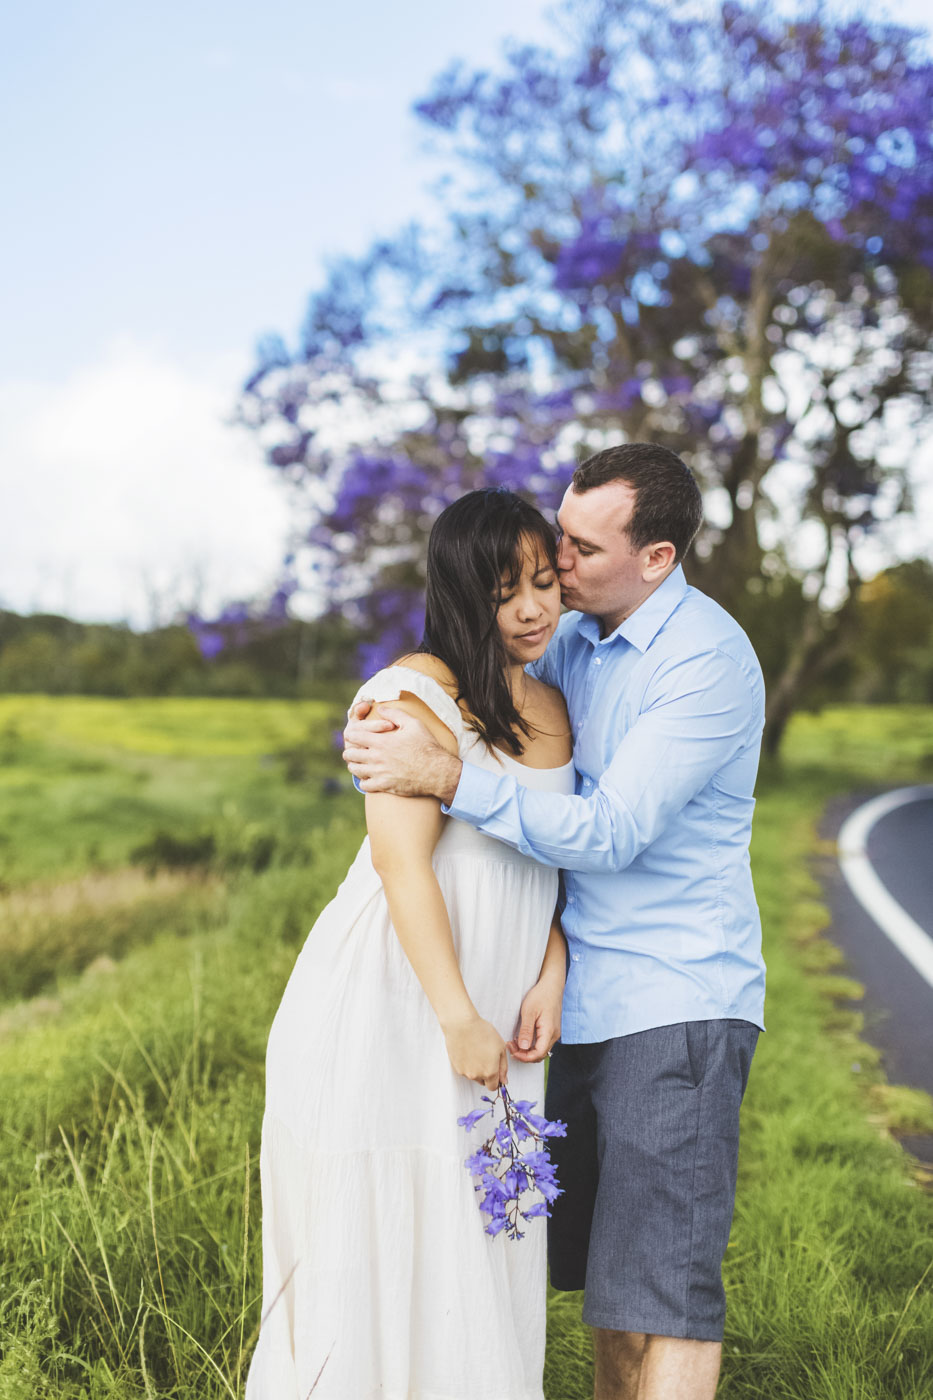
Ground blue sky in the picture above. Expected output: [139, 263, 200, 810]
[1, 1, 930, 625]
[0, 0, 554, 623]
[1, 0, 555, 381]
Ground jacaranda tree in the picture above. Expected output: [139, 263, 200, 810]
[239, 0, 933, 751]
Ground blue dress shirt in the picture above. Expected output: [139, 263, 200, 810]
[445, 565, 767, 1043]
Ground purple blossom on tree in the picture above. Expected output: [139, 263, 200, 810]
[238, 0, 933, 747]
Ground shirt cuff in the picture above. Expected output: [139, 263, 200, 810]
[442, 760, 502, 822]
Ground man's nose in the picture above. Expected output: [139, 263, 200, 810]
[557, 539, 573, 573]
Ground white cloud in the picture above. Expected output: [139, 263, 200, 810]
[0, 339, 294, 627]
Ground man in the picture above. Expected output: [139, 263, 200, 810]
[343, 442, 766, 1400]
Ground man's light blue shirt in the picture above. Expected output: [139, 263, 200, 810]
[445, 565, 767, 1043]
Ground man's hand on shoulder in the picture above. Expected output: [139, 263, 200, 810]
[342, 703, 463, 802]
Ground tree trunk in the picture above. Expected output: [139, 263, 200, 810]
[763, 604, 858, 757]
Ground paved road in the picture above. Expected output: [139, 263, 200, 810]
[820, 788, 933, 1164]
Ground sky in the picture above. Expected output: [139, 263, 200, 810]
[1, 0, 931, 626]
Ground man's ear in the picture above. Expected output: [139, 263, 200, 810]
[643, 541, 677, 580]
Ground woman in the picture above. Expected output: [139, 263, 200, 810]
[246, 489, 574, 1400]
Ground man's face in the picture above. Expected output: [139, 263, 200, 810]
[555, 481, 650, 629]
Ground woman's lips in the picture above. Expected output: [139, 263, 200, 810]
[516, 626, 549, 645]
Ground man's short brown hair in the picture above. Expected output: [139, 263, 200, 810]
[572, 443, 703, 562]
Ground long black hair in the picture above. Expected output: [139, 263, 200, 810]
[418, 487, 559, 757]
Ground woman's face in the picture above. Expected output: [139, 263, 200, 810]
[495, 534, 561, 666]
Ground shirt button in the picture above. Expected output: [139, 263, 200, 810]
[594, 657, 602, 666]
[572, 953, 581, 962]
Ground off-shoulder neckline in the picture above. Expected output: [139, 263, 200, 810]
[491, 746, 575, 774]
[378, 663, 575, 774]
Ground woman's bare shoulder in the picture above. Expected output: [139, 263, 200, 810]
[371, 654, 461, 754]
[392, 652, 460, 696]
[526, 675, 570, 725]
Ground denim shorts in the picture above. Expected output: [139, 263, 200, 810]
[544, 1019, 759, 1341]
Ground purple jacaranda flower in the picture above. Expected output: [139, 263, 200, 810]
[457, 1107, 491, 1131]
[521, 1150, 553, 1173]
[481, 1173, 510, 1199]
[193, 629, 225, 661]
[537, 1176, 563, 1204]
[458, 1085, 567, 1241]
[522, 1110, 568, 1138]
[504, 1167, 528, 1194]
[465, 1150, 496, 1175]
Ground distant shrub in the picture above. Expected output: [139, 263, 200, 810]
[130, 830, 217, 873]
[131, 819, 280, 877]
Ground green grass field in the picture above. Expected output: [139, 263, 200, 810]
[0, 697, 931, 1399]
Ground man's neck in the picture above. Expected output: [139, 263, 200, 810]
[598, 573, 668, 639]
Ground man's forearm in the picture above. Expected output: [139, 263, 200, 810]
[433, 751, 463, 806]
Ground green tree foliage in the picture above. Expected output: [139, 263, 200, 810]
[850, 558, 933, 701]
[0, 611, 358, 698]
[242, 0, 933, 751]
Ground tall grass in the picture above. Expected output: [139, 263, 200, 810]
[0, 701, 931, 1398]
[0, 870, 225, 1003]
[0, 848, 362, 1399]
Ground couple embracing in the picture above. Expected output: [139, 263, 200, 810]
[246, 442, 766, 1400]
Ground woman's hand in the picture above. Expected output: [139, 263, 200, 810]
[443, 1014, 509, 1089]
[507, 973, 564, 1063]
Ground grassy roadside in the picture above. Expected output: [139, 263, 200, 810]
[720, 742, 933, 1400]
[0, 702, 931, 1397]
[545, 707, 933, 1400]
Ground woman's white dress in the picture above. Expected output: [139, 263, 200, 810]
[246, 666, 574, 1400]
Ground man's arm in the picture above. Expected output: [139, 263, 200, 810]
[344, 648, 761, 873]
[447, 648, 761, 873]
[343, 704, 463, 802]
[343, 626, 567, 800]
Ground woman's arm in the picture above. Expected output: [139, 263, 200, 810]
[366, 695, 508, 1090]
[507, 909, 566, 1064]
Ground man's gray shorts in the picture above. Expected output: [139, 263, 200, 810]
[544, 1019, 759, 1341]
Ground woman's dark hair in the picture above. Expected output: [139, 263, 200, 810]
[418, 487, 559, 757]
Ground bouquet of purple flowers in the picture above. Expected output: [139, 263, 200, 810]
[457, 1085, 567, 1240]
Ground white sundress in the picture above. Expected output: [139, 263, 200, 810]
[246, 665, 575, 1400]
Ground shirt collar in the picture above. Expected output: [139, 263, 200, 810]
[574, 565, 688, 654]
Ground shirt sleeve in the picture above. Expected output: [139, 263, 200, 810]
[444, 648, 762, 872]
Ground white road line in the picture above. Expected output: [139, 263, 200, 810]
[837, 786, 933, 992]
